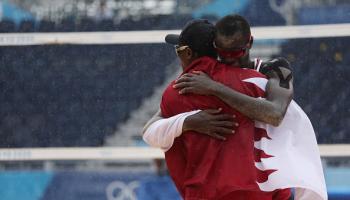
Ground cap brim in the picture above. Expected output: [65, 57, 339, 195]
[165, 34, 180, 45]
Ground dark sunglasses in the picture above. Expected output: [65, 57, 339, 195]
[175, 45, 189, 55]
[214, 35, 252, 59]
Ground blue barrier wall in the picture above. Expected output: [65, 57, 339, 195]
[0, 168, 349, 200]
[0, 171, 180, 200]
[0, 171, 53, 200]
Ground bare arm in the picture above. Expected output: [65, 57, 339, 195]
[212, 69, 293, 126]
[173, 68, 293, 126]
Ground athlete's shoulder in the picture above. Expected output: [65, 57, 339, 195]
[240, 68, 267, 98]
[264, 57, 291, 68]
[260, 57, 292, 75]
[260, 57, 293, 89]
[186, 56, 219, 74]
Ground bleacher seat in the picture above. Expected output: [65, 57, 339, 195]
[98, 19, 115, 31]
[0, 19, 16, 32]
[56, 18, 76, 32]
[38, 20, 56, 32]
[18, 20, 35, 32]
[77, 18, 97, 32]
[0, 44, 175, 147]
[277, 37, 350, 143]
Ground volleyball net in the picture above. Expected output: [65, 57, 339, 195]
[0, 23, 349, 161]
[0, 145, 349, 161]
[0, 23, 349, 46]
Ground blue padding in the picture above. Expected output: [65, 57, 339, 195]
[2, 2, 34, 25]
[0, 169, 350, 200]
[137, 175, 181, 200]
[42, 171, 179, 200]
[328, 192, 350, 200]
[193, 0, 250, 18]
[325, 167, 350, 199]
[298, 5, 350, 25]
[0, 171, 53, 200]
[325, 167, 350, 189]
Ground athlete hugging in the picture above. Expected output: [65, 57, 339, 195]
[143, 15, 327, 200]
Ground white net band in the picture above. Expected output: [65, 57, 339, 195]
[0, 23, 349, 46]
[0, 145, 348, 161]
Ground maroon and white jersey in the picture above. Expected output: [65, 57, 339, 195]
[253, 58, 264, 72]
[148, 56, 326, 200]
[161, 56, 270, 199]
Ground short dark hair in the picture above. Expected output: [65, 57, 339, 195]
[165, 19, 217, 58]
[215, 14, 251, 39]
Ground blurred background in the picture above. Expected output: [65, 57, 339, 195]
[0, 0, 349, 199]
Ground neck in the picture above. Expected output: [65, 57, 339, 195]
[247, 59, 255, 69]
[240, 55, 254, 69]
[182, 57, 198, 71]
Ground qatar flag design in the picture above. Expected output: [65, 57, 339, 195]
[243, 77, 328, 200]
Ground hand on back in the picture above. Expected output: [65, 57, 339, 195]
[183, 108, 238, 140]
[174, 71, 221, 95]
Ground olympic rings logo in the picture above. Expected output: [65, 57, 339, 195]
[106, 180, 140, 200]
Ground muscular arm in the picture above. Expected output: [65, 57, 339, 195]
[174, 58, 293, 126]
[211, 69, 293, 126]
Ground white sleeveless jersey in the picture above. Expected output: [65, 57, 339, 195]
[253, 58, 264, 72]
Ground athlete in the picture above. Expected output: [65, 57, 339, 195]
[143, 15, 326, 200]
[174, 14, 293, 127]
[144, 14, 293, 147]
[152, 18, 289, 200]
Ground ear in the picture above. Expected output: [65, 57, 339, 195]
[248, 36, 254, 49]
[185, 48, 194, 59]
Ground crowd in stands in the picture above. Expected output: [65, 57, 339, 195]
[1, 0, 349, 33]
[0, 14, 193, 33]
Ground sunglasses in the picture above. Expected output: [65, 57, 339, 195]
[214, 36, 252, 59]
[175, 45, 189, 55]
